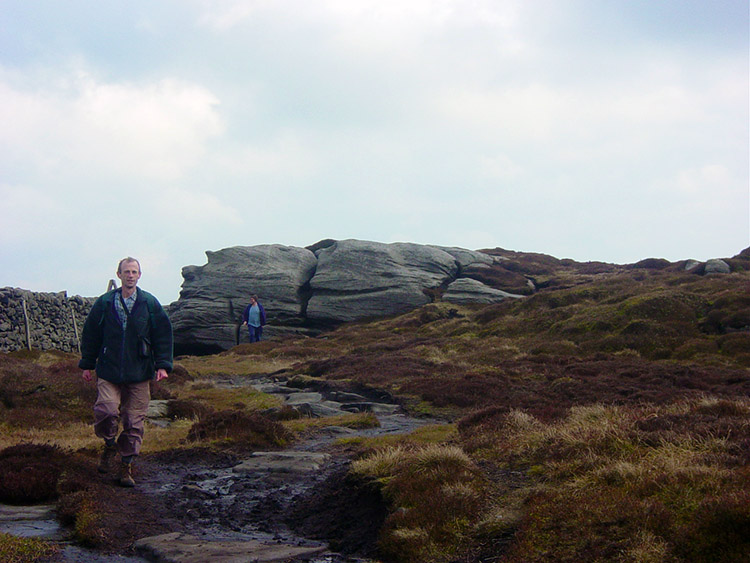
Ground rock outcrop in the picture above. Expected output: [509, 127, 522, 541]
[306, 240, 496, 322]
[170, 239, 517, 354]
[169, 245, 317, 354]
[443, 277, 525, 304]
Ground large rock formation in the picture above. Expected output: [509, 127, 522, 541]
[170, 239, 518, 354]
[305, 240, 496, 322]
[169, 245, 317, 354]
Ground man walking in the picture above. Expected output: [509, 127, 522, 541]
[241, 294, 266, 342]
[79, 257, 173, 487]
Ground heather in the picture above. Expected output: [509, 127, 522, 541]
[0, 249, 748, 561]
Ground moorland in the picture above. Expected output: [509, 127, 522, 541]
[1, 248, 749, 562]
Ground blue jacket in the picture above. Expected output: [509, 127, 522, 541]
[242, 302, 266, 326]
[79, 288, 173, 384]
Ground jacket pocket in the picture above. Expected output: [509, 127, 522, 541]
[139, 337, 151, 359]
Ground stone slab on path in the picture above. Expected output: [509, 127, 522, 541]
[134, 532, 327, 563]
[232, 451, 332, 474]
[0, 503, 63, 540]
[285, 392, 324, 404]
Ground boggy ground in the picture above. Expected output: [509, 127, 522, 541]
[29, 373, 428, 562]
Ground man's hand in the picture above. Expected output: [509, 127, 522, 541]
[81, 369, 94, 382]
[156, 368, 169, 382]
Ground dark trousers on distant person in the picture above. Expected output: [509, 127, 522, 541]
[248, 325, 263, 342]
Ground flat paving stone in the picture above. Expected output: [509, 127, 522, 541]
[285, 392, 323, 404]
[0, 503, 64, 539]
[232, 451, 331, 474]
[134, 532, 328, 563]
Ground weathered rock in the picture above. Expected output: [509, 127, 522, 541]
[169, 245, 317, 353]
[147, 400, 169, 419]
[169, 239, 507, 353]
[134, 532, 327, 563]
[0, 503, 63, 540]
[443, 277, 525, 304]
[232, 451, 331, 474]
[431, 245, 495, 269]
[306, 239, 477, 322]
[292, 402, 349, 418]
[705, 258, 731, 274]
[340, 402, 400, 415]
[285, 392, 324, 405]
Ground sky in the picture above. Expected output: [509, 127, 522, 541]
[1, 0, 748, 304]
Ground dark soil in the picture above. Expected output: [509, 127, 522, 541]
[73, 442, 388, 562]
[284, 465, 389, 557]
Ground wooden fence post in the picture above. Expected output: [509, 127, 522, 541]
[21, 298, 32, 351]
[69, 300, 81, 354]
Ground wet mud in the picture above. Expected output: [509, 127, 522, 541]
[8, 374, 435, 562]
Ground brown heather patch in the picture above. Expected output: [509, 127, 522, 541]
[0, 442, 165, 552]
[185, 410, 293, 449]
[1, 249, 747, 562]
[166, 398, 215, 420]
[0, 352, 95, 428]
[0, 444, 67, 503]
[457, 399, 750, 563]
[351, 444, 487, 562]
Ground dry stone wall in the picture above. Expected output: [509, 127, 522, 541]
[0, 287, 94, 353]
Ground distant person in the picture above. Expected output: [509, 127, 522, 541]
[242, 294, 266, 342]
[78, 257, 173, 487]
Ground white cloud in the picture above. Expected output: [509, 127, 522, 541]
[0, 69, 224, 185]
[671, 165, 732, 196]
[211, 132, 320, 180]
[0, 183, 62, 243]
[157, 188, 242, 226]
[479, 153, 524, 181]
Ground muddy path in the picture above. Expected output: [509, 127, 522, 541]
[123, 373, 437, 562]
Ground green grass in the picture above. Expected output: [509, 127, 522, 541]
[0, 533, 60, 563]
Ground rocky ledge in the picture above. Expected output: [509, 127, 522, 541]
[169, 239, 523, 354]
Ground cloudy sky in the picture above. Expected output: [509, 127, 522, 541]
[1, 0, 748, 304]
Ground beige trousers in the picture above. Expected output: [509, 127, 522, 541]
[93, 379, 151, 459]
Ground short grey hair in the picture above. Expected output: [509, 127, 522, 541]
[117, 257, 141, 274]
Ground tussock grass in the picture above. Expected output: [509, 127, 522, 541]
[283, 411, 380, 434]
[176, 350, 292, 377]
[460, 397, 750, 562]
[0, 421, 100, 451]
[141, 419, 195, 453]
[2, 250, 748, 561]
[0, 533, 60, 563]
[351, 443, 486, 562]
[179, 380, 282, 411]
[339, 423, 458, 451]
[185, 410, 292, 449]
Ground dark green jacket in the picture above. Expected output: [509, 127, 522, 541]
[78, 288, 173, 384]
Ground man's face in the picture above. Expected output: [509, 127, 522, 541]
[117, 261, 141, 289]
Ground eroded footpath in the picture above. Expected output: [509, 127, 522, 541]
[8, 373, 435, 562]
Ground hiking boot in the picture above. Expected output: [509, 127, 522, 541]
[97, 445, 118, 474]
[118, 462, 135, 488]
